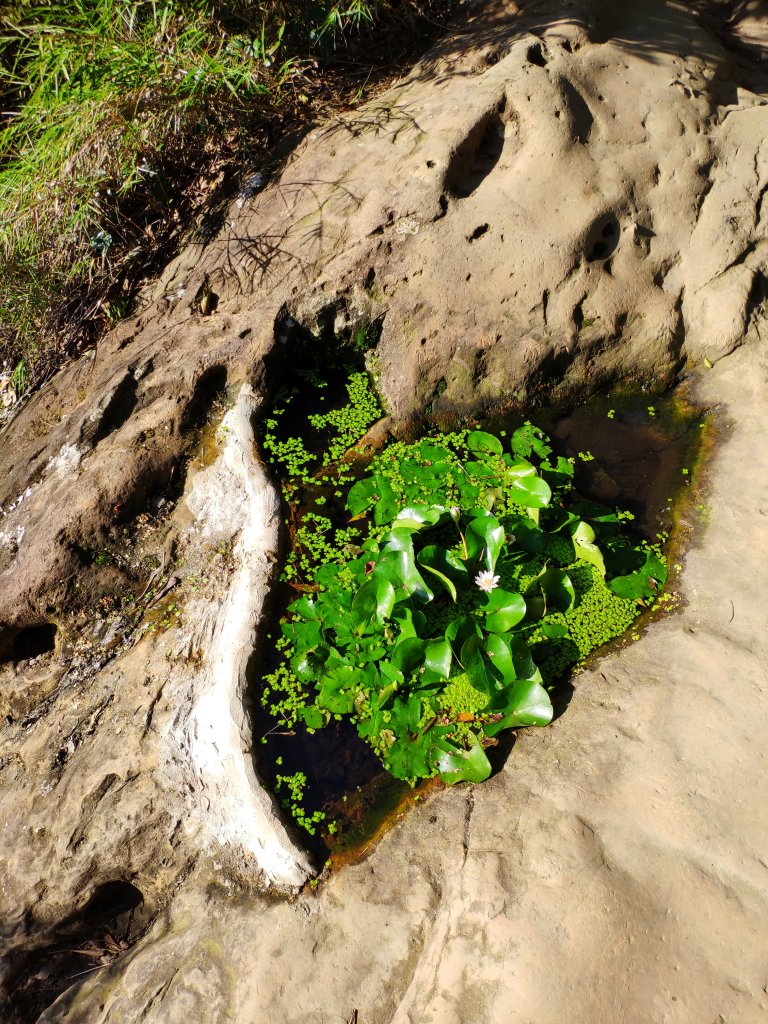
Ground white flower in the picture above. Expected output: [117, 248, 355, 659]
[474, 569, 500, 593]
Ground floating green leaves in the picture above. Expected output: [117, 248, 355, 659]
[608, 549, 667, 599]
[435, 733, 492, 785]
[465, 515, 505, 571]
[505, 459, 553, 508]
[261, 416, 667, 814]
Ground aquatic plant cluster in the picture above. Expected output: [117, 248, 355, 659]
[259, 368, 667, 821]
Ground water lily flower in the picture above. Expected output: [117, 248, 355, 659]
[474, 569, 500, 593]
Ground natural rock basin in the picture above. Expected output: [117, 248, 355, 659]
[1, 0, 768, 1021]
[253, 375, 708, 868]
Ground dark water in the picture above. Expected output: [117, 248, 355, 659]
[534, 388, 704, 540]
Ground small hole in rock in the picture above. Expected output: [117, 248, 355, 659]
[527, 43, 548, 67]
[180, 365, 228, 433]
[0, 623, 57, 666]
[468, 224, 490, 242]
[93, 373, 139, 443]
[586, 215, 621, 262]
[426, 159, 435, 169]
[77, 880, 144, 927]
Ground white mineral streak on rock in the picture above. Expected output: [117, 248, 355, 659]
[46, 442, 82, 476]
[181, 384, 311, 888]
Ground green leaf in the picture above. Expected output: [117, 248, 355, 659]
[609, 549, 667, 599]
[570, 499, 620, 524]
[317, 665, 359, 714]
[372, 476, 399, 525]
[508, 635, 540, 681]
[542, 454, 575, 486]
[417, 544, 468, 601]
[386, 734, 432, 780]
[298, 704, 327, 730]
[383, 695, 433, 780]
[282, 618, 323, 652]
[422, 638, 452, 683]
[460, 634, 492, 695]
[465, 514, 505, 571]
[346, 476, 379, 516]
[483, 633, 516, 683]
[379, 527, 417, 551]
[376, 540, 434, 604]
[391, 637, 426, 675]
[467, 430, 504, 456]
[511, 422, 553, 459]
[446, 615, 481, 657]
[378, 660, 405, 694]
[290, 646, 328, 682]
[463, 460, 496, 480]
[484, 680, 553, 736]
[479, 486, 504, 511]
[435, 733, 492, 785]
[505, 461, 552, 509]
[351, 576, 396, 628]
[416, 440, 452, 463]
[289, 595, 320, 620]
[393, 505, 443, 530]
[507, 513, 545, 553]
[392, 604, 425, 640]
[571, 520, 606, 575]
[547, 509, 581, 533]
[481, 588, 527, 633]
[536, 565, 577, 610]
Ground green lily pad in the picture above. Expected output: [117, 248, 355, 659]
[391, 637, 426, 674]
[346, 476, 379, 516]
[505, 461, 552, 509]
[417, 544, 468, 601]
[435, 733, 492, 785]
[460, 634, 492, 695]
[609, 549, 667, 599]
[571, 520, 606, 576]
[527, 567, 575, 616]
[467, 430, 504, 457]
[481, 587, 527, 633]
[484, 679, 553, 736]
[372, 476, 400, 525]
[465, 514, 505, 571]
[483, 633, 516, 683]
[446, 615, 481, 657]
[351, 576, 396, 628]
[422, 638, 453, 683]
[394, 505, 444, 530]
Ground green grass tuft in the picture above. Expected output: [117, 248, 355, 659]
[0, 0, 456, 393]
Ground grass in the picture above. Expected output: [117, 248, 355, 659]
[0, 0, 456, 397]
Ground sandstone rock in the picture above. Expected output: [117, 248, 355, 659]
[1, 0, 768, 1021]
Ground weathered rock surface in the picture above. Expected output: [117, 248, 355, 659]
[1, 0, 768, 1021]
